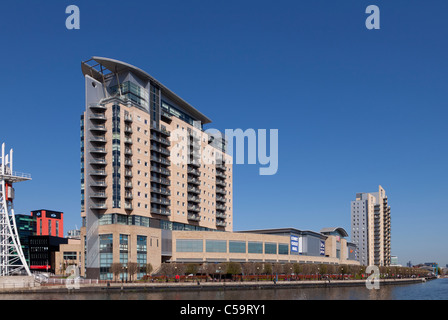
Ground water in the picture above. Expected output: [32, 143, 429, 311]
[1, 278, 447, 300]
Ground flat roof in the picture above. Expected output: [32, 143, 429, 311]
[81, 56, 212, 124]
[237, 228, 327, 239]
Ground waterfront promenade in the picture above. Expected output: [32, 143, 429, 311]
[0, 277, 431, 294]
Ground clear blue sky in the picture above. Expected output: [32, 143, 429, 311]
[0, 1, 447, 267]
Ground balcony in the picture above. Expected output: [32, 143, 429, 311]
[124, 137, 133, 144]
[215, 179, 226, 187]
[151, 197, 171, 206]
[151, 186, 171, 196]
[90, 113, 106, 121]
[124, 148, 133, 155]
[150, 124, 170, 137]
[90, 158, 106, 166]
[90, 202, 107, 210]
[90, 192, 106, 199]
[187, 176, 200, 185]
[91, 180, 106, 187]
[216, 171, 226, 179]
[125, 202, 133, 210]
[90, 147, 106, 154]
[161, 110, 172, 122]
[90, 125, 107, 132]
[187, 186, 200, 194]
[151, 134, 170, 146]
[151, 155, 171, 166]
[124, 126, 133, 133]
[151, 208, 171, 216]
[216, 212, 226, 219]
[187, 213, 201, 222]
[187, 204, 201, 212]
[90, 170, 107, 176]
[124, 114, 133, 122]
[187, 168, 200, 176]
[216, 196, 226, 203]
[124, 181, 133, 188]
[151, 145, 170, 156]
[151, 166, 170, 176]
[216, 204, 226, 211]
[187, 195, 200, 203]
[125, 170, 133, 177]
[125, 192, 133, 199]
[89, 103, 107, 110]
[216, 221, 226, 227]
[124, 159, 133, 166]
[216, 187, 226, 195]
[90, 136, 106, 143]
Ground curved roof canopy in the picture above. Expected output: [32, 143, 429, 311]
[320, 227, 349, 238]
[81, 56, 212, 124]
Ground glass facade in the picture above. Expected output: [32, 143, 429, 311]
[248, 241, 263, 254]
[278, 243, 289, 255]
[206, 240, 227, 253]
[99, 234, 113, 280]
[137, 235, 147, 280]
[112, 104, 121, 208]
[229, 241, 246, 253]
[264, 242, 277, 255]
[162, 100, 202, 130]
[176, 239, 203, 252]
[111, 81, 149, 110]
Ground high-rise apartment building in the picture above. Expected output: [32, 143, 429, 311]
[350, 185, 391, 266]
[80, 57, 233, 279]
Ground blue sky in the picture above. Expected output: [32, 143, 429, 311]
[0, 1, 447, 267]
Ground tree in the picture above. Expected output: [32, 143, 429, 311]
[241, 263, 255, 281]
[226, 262, 242, 281]
[109, 263, 123, 282]
[145, 263, 153, 276]
[127, 262, 139, 282]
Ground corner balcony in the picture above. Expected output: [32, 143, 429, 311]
[90, 202, 107, 210]
[187, 204, 201, 212]
[90, 169, 107, 177]
[90, 125, 107, 132]
[90, 147, 107, 154]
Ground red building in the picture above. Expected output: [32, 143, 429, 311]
[31, 209, 64, 238]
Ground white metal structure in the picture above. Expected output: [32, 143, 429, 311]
[0, 143, 31, 276]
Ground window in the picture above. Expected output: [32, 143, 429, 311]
[229, 241, 246, 253]
[264, 243, 277, 255]
[278, 243, 289, 255]
[248, 241, 263, 254]
[206, 240, 227, 253]
[176, 239, 203, 252]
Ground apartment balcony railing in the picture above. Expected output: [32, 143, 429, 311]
[187, 204, 201, 212]
[125, 202, 133, 210]
[216, 187, 226, 195]
[150, 155, 171, 166]
[150, 176, 171, 186]
[90, 192, 107, 199]
[187, 168, 200, 176]
[216, 212, 226, 219]
[89, 103, 107, 111]
[90, 158, 106, 165]
[90, 136, 106, 143]
[151, 186, 171, 196]
[151, 197, 171, 206]
[151, 208, 171, 216]
[187, 176, 200, 185]
[215, 171, 226, 179]
[151, 166, 170, 176]
[216, 220, 227, 227]
[151, 134, 170, 146]
[90, 113, 106, 121]
[216, 204, 226, 211]
[124, 137, 133, 144]
[187, 213, 201, 221]
[90, 202, 107, 210]
[187, 186, 200, 194]
[216, 196, 226, 203]
[90, 170, 107, 176]
[187, 195, 200, 203]
[124, 114, 133, 122]
[90, 147, 106, 154]
[124, 159, 133, 166]
[90, 125, 107, 132]
[215, 179, 226, 187]
[151, 145, 170, 156]
[91, 180, 106, 187]
[125, 192, 133, 199]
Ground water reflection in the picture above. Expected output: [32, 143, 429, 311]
[1, 279, 447, 300]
